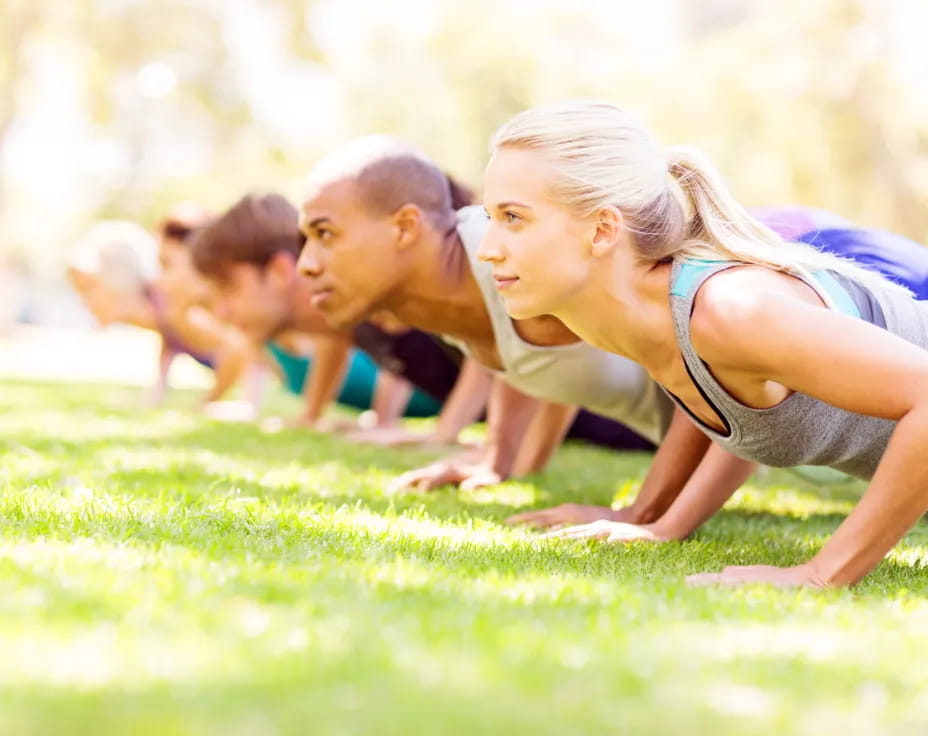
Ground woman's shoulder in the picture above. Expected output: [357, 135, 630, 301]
[688, 265, 808, 365]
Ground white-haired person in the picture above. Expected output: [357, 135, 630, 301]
[482, 100, 928, 589]
[68, 214, 255, 408]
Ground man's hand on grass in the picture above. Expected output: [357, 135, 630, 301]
[387, 456, 503, 493]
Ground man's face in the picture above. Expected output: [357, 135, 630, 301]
[156, 240, 210, 308]
[208, 258, 293, 342]
[297, 180, 409, 330]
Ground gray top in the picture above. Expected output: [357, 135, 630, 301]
[454, 206, 674, 443]
[667, 258, 928, 479]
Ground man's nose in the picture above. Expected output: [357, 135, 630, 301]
[297, 243, 323, 278]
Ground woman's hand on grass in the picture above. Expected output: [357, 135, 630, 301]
[539, 519, 676, 544]
[506, 503, 639, 529]
[686, 563, 828, 589]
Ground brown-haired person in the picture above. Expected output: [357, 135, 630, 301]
[189, 191, 479, 434]
[68, 214, 254, 408]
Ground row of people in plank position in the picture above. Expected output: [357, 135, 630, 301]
[70, 100, 928, 588]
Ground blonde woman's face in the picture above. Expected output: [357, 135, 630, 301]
[480, 147, 594, 320]
[69, 269, 130, 326]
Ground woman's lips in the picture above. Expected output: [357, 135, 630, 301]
[493, 274, 519, 290]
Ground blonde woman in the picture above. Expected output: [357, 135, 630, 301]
[482, 100, 928, 589]
[69, 217, 254, 407]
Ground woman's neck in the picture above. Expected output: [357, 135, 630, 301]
[555, 257, 678, 373]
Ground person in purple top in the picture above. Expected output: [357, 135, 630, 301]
[750, 205, 851, 240]
[755, 206, 928, 299]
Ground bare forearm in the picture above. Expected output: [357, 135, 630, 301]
[433, 358, 492, 443]
[205, 345, 250, 402]
[510, 403, 578, 476]
[808, 406, 928, 586]
[302, 335, 351, 421]
[151, 340, 175, 403]
[370, 370, 414, 426]
[629, 408, 712, 523]
[653, 444, 757, 538]
[243, 355, 270, 410]
[482, 378, 542, 478]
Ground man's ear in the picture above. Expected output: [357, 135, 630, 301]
[265, 251, 296, 289]
[392, 203, 424, 251]
[591, 205, 624, 258]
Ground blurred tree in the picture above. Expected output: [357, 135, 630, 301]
[3, 0, 928, 290]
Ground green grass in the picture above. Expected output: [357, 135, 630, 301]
[2, 379, 928, 735]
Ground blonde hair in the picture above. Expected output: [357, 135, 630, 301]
[491, 100, 907, 296]
[69, 220, 159, 294]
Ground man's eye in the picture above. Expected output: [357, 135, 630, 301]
[317, 229, 334, 242]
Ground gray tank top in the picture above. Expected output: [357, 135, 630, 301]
[668, 258, 928, 479]
[454, 206, 674, 443]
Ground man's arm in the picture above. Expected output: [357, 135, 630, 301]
[386, 376, 544, 492]
[347, 356, 492, 447]
[432, 357, 493, 443]
[509, 402, 579, 476]
[298, 333, 352, 425]
[368, 369, 415, 426]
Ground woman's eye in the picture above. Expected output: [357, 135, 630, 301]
[317, 229, 333, 242]
[504, 211, 520, 224]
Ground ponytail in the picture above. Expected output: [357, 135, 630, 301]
[492, 100, 908, 297]
[665, 147, 905, 295]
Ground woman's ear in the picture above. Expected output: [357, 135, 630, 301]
[591, 205, 624, 258]
[392, 204, 423, 251]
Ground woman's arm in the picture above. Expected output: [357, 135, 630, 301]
[149, 336, 176, 406]
[164, 304, 252, 403]
[688, 270, 928, 587]
[508, 406, 716, 528]
[647, 443, 757, 538]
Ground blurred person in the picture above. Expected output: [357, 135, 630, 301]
[68, 218, 254, 408]
[481, 100, 928, 588]
[296, 136, 928, 498]
[190, 192, 474, 435]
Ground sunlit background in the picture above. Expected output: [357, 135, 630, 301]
[3, 0, 928, 332]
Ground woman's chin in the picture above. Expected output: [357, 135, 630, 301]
[500, 294, 546, 321]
